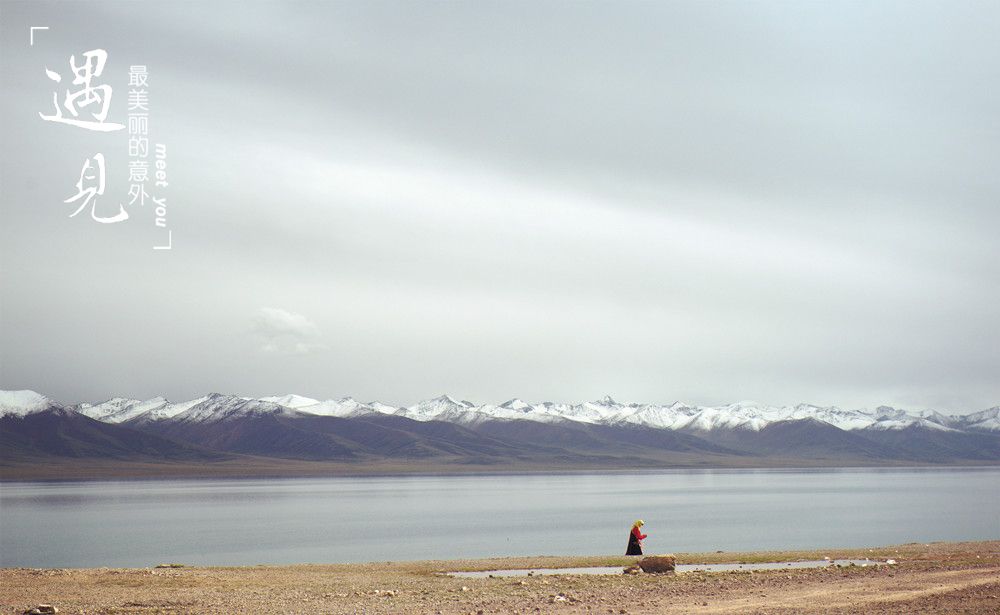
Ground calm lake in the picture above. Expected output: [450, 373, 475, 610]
[2, 468, 998, 569]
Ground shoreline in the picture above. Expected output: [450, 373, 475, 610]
[3, 539, 998, 572]
[3, 541, 998, 614]
[4, 460, 999, 482]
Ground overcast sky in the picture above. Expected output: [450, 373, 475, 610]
[1, 0, 998, 413]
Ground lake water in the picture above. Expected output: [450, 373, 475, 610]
[2, 468, 998, 569]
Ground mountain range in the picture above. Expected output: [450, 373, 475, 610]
[2, 390, 998, 477]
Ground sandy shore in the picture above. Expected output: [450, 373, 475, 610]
[2, 541, 998, 614]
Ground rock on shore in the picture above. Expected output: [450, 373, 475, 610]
[639, 554, 676, 573]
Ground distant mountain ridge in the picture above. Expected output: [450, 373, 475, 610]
[9, 390, 991, 434]
[2, 390, 998, 474]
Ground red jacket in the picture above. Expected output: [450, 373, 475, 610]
[631, 526, 647, 541]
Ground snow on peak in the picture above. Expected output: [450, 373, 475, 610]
[960, 406, 1000, 432]
[677, 406, 768, 432]
[864, 417, 959, 432]
[256, 393, 392, 418]
[172, 394, 290, 423]
[403, 395, 474, 421]
[0, 390, 60, 417]
[75, 396, 169, 423]
[261, 394, 320, 409]
[288, 397, 380, 418]
[500, 398, 531, 410]
[130, 396, 210, 424]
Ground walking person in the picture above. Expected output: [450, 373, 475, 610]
[626, 520, 646, 555]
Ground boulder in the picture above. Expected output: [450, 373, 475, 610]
[24, 606, 58, 615]
[638, 554, 676, 573]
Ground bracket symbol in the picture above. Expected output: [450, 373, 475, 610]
[30, 26, 49, 45]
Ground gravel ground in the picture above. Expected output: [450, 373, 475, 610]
[2, 541, 998, 614]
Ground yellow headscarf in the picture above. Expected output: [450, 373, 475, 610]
[632, 520, 644, 529]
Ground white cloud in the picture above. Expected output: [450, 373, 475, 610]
[251, 307, 326, 355]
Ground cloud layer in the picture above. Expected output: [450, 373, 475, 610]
[1, 1, 997, 412]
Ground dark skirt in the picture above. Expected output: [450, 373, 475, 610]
[626, 533, 642, 555]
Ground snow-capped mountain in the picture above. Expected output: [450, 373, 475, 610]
[260, 394, 397, 418]
[165, 393, 295, 424]
[957, 407, 1000, 432]
[0, 390, 61, 417]
[7, 386, 999, 437]
[4, 389, 999, 473]
[400, 395, 477, 423]
[0, 392, 238, 465]
[74, 395, 210, 425]
[260, 394, 321, 409]
[372, 396, 1000, 434]
[74, 396, 169, 423]
[14, 389, 999, 434]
